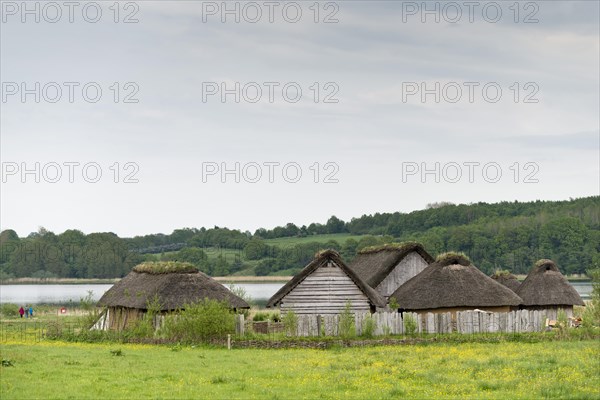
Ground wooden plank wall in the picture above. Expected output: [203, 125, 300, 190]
[375, 252, 428, 297]
[279, 261, 371, 315]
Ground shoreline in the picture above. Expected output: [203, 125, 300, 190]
[0, 276, 292, 285]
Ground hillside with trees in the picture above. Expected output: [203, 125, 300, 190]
[1, 196, 598, 279]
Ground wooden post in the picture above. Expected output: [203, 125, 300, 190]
[227, 334, 231, 350]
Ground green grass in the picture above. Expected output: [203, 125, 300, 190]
[263, 233, 365, 246]
[1, 340, 598, 399]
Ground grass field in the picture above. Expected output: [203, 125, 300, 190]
[1, 339, 598, 399]
[264, 233, 366, 246]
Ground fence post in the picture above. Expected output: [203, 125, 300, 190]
[235, 314, 245, 336]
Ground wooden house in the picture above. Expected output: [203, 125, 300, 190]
[516, 259, 584, 319]
[390, 253, 522, 316]
[349, 242, 434, 299]
[95, 261, 249, 331]
[267, 249, 386, 315]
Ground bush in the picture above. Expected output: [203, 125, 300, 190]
[252, 311, 280, 322]
[282, 311, 298, 336]
[404, 314, 417, 336]
[361, 315, 376, 338]
[339, 302, 356, 338]
[162, 299, 235, 342]
[0, 303, 19, 318]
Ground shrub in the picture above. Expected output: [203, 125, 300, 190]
[252, 311, 281, 322]
[404, 313, 417, 336]
[0, 303, 19, 318]
[361, 314, 376, 338]
[128, 295, 162, 339]
[228, 284, 252, 318]
[389, 297, 400, 310]
[282, 311, 298, 337]
[79, 290, 100, 329]
[339, 302, 356, 338]
[162, 299, 235, 342]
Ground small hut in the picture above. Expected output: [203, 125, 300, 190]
[267, 249, 386, 315]
[390, 253, 522, 316]
[490, 270, 521, 293]
[516, 259, 584, 319]
[349, 242, 434, 299]
[96, 261, 249, 331]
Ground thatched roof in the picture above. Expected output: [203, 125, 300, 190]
[97, 262, 249, 311]
[267, 249, 386, 308]
[516, 259, 584, 306]
[390, 253, 523, 310]
[490, 271, 521, 293]
[349, 242, 434, 288]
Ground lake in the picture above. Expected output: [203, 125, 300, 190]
[0, 283, 285, 305]
[0, 281, 592, 305]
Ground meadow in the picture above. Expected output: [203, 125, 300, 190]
[1, 339, 598, 399]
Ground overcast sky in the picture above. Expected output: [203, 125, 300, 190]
[1, 0, 599, 238]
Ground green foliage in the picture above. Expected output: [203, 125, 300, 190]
[282, 311, 298, 337]
[79, 290, 101, 329]
[2, 359, 14, 367]
[2, 197, 598, 278]
[555, 310, 569, 339]
[404, 314, 418, 336]
[389, 297, 400, 310]
[361, 315, 376, 339]
[0, 303, 19, 318]
[339, 302, 356, 338]
[583, 267, 600, 327]
[128, 295, 162, 339]
[252, 311, 280, 322]
[162, 299, 235, 342]
[228, 284, 252, 317]
[110, 349, 123, 356]
[133, 261, 197, 274]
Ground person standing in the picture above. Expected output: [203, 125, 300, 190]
[19, 306, 24, 318]
[29, 306, 33, 318]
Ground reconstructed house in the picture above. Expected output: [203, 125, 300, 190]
[390, 253, 523, 315]
[267, 249, 386, 315]
[516, 259, 584, 319]
[96, 261, 249, 330]
[349, 242, 434, 298]
[490, 271, 521, 293]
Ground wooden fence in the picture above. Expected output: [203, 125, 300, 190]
[241, 310, 550, 336]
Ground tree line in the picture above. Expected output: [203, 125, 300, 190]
[0, 196, 597, 278]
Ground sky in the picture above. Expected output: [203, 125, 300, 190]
[1, 0, 599, 238]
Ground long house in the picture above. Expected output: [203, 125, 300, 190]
[349, 242, 434, 299]
[267, 249, 386, 315]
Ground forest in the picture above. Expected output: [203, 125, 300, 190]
[0, 196, 598, 278]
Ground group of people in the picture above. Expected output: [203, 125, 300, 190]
[18, 306, 33, 318]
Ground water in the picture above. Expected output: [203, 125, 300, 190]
[0, 281, 592, 305]
[0, 283, 285, 305]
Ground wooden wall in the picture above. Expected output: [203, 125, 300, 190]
[376, 252, 428, 298]
[279, 260, 371, 315]
[106, 307, 144, 331]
